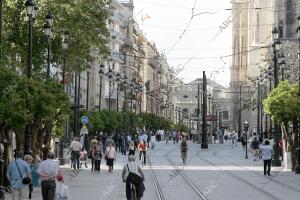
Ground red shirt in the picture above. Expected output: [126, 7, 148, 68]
[138, 143, 147, 151]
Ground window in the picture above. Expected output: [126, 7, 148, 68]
[222, 111, 229, 120]
[194, 109, 199, 117]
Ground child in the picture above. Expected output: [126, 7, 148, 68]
[80, 147, 88, 168]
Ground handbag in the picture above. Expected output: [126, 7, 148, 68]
[15, 161, 31, 185]
[57, 182, 69, 200]
[105, 148, 111, 160]
[126, 164, 143, 185]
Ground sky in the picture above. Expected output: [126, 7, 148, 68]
[132, 0, 232, 87]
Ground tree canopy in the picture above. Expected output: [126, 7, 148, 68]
[263, 81, 300, 123]
[2, 0, 110, 78]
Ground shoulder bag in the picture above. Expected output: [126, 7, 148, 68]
[15, 161, 31, 185]
[105, 148, 111, 160]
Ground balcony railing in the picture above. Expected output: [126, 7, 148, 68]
[111, 51, 125, 63]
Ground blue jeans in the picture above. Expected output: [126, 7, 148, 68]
[72, 151, 80, 170]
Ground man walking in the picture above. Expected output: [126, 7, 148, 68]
[37, 152, 59, 200]
[69, 137, 82, 170]
[261, 140, 273, 176]
[6, 151, 31, 200]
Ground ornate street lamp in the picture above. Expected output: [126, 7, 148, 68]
[107, 67, 114, 110]
[130, 78, 136, 112]
[25, 0, 37, 78]
[244, 121, 249, 159]
[271, 27, 282, 167]
[44, 11, 53, 78]
[279, 59, 286, 81]
[139, 84, 143, 114]
[134, 84, 139, 114]
[24, 0, 37, 156]
[86, 68, 90, 110]
[123, 75, 128, 111]
[115, 73, 121, 112]
[98, 64, 105, 111]
[62, 31, 69, 85]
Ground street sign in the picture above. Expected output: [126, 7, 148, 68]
[206, 115, 218, 121]
[80, 125, 89, 135]
[81, 116, 89, 125]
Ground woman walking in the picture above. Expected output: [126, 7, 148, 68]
[105, 143, 117, 173]
[128, 141, 135, 156]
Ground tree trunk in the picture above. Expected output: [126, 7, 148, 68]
[2, 127, 13, 187]
[291, 120, 298, 171]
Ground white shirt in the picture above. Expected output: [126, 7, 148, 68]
[150, 135, 156, 143]
[261, 145, 273, 160]
[122, 161, 142, 181]
[142, 134, 148, 143]
[70, 141, 82, 151]
[37, 159, 59, 181]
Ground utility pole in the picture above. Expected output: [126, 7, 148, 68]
[86, 70, 90, 110]
[74, 72, 78, 137]
[238, 84, 242, 141]
[197, 83, 201, 143]
[201, 71, 208, 149]
[77, 72, 81, 137]
[257, 79, 260, 140]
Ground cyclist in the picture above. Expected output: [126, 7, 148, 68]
[122, 156, 145, 200]
[180, 136, 188, 164]
[138, 140, 147, 166]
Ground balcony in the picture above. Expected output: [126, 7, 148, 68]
[148, 58, 157, 69]
[111, 51, 125, 63]
[111, 11, 124, 24]
[110, 29, 124, 44]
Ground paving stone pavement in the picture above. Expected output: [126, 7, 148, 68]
[4, 141, 300, 200]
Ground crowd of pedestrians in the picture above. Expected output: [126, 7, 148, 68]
[6, 150, 67, 200]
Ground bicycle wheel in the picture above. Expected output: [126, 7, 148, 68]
[130, 184, 137, 200]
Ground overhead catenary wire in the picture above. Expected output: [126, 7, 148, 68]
[165, 0, 197, 55]
[134, 0, 300, 12]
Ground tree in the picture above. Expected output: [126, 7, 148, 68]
[2, 0, 110, 76]
[263, 81, 300, 123]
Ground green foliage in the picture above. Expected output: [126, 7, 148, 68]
[2, 0, 110, 76]
[0, 67, 70, 134]
[263, 81, 300, 123]
[86, 111, 177, 135]
[173, 123, 188, 133]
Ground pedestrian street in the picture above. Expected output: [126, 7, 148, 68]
[6, 142, 300, 200]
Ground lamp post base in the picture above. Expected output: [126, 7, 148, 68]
[295, 147, 300, 174]
[59, 158, 65, 166]
[271, 159, 282, 167]
[201, 143, 208, 149]
[295, 165, 300, 174]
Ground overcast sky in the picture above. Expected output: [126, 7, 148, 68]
[132, 0, 232, 87]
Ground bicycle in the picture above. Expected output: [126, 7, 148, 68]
[0, 186, 12, 200]
[181, 151, 187, 164]
[140, 151, 145, 167]
[130, 182, 137, 200]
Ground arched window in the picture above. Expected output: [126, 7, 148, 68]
[182, 108, 188, 117]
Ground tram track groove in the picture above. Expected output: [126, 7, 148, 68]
[198, 155, 281, 200]
[215, 154, 300, 194]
